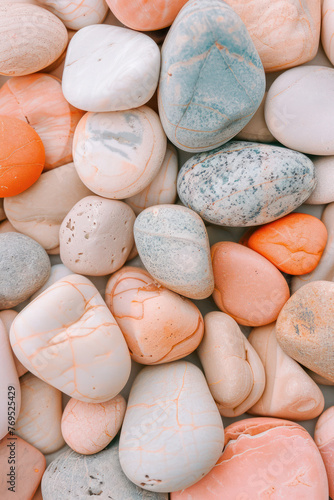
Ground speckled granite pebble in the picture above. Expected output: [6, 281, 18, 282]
[0, 233, 50, 309]
[134, 204, 214, 299]
[158, 0, 265, 152]
[177, 141, 316, 226]
[41, 438, 168, 500]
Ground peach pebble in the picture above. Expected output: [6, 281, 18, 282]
[61, 395, 126, 455]
[211, 242, 290, 326]
[315, 406, 334, 499]
[0, 116, 45, 197]
[246, 213, 328, 275]
[0, 310, 27, 377]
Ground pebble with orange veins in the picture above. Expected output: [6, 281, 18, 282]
[61, 394, 126, 455]
[197, 312, 265, 417]
[119, 361, 224, 493]
[0, 115, 45, 197]
[105, 266, 204, 364]
[315, 406, 334, 499]
[0, 319, 21, 440]
[15, 372, 64, 454]
[171, 417, 328, 500]
[246, 213, 328, 275]
[292, 202, 334, 293]
[39, 0, 108, 30]
[10, 274, 131, 403]
[4, 163, 92, 253]
[225, 0, 320, 72]
[0, 74, 84, 170]
[211, 241, 290, 327]
[0, 434, 46, 500]
[126, 143, 178, 215]
[0, 310, 27, 377]
[60, 196, 135, 276]
[73, 106, 166, 199]
[248, 323, 324, 420]
[134, 205, 214, 299]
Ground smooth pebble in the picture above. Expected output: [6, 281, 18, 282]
[39, 0, 108, 30]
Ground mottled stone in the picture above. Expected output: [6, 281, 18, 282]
[306, 156, 334, 204]
[249, 323, 324, 420]
[15, 372, 64, 454]
[315, 406, 334, 499]
[105, 266, 204, 364]
[63, 25, 160, 112]
[120, 361, 224, 492]
[0, 310, 27, 377]
[158, 0, 265, 152]
[42, 438, 168, 500]
[39, 0, 108, 30]
[10, 274, 131, 403]
[134, 205, 214, 299]
[73, 107, 167, 199]
[276, 281, 334, 382]
[172, 418, 328, 499]
[0, 233, 51, 309]
[198, 312, 265, 417]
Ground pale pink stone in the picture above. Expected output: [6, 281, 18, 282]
[0, 310, 27, 377]
[315, 406, 334, 499]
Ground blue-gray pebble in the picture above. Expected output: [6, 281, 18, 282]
[177, 141, 316, 226]
[158, 0, 265, 152]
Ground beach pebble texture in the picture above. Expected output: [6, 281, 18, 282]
[15, 372, 64, 454]
[126, 143, 178, 215]
[314, 406, 334, 499]
[105, 266, 204, 364]
[225, 0, 321, 72]
[134, 205, 214, 299]
[10, 274, 131, 403]
[158, 0, 265, 152]
[306, 155, 334, 204]
[73, 106, 167, 199]
[0, 3, 68, 76]
[0, 310, 27, 377]
[0, 74, 84, 170]
[30, 264, 72, 302]
[266, 66, 334, 155]
[4, 163, 92, 253]
[177, 141, 316, 227]
[60, 196, 135, 276]
[62, 25, 160, 112]
[211, 242, 290, 327]
[198, 312, 265, 417]
[248, 323, 324, 421]
[42, 438, 168, 500]
[39, 0, 108, 30]
[322, 0, 334, 65]
[236, 92, 274, 143]
[119, 361, 224, 493]
[171, 417, 329, 500]
[0, 233, 50, 309]
[61, 395, 126, 455]
[276, 281, 334, 382]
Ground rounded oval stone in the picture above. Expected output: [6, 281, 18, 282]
[0, 233, 51, 309]
[126, 143, 178, 215]
[198, 312, 265, 417]
[105, 266, 204, 364]
[38, 0, 108, 30]
[60, 196, 135, 276]
[61, 395, 126, 455]
[0, 3, 68, 76]
[211, 242, 290, 326]
[73, 106, 167, 199]
[315, 406, 334, 499]
[158, 0, 265, 152]
[322, 0, 334, 65]
[266, 66, 334, 155]
[306, 156, 334, 204]
[134, 205, 214, 299]
[178, 141, 316, 226]
[42, 439, 168, 500]
[276, 280, 334, 382]
[171, 417, 328, 500]
[62, 25, 160, 112]
[119, 361, 224, 492]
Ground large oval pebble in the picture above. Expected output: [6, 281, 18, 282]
[119, 361, 224, 492]
[177, 141, 316, 226]
[158, 0, 265, 152]
[39, 0, 108, 30]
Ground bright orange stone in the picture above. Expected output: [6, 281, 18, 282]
[246, 213, 328, 275]
[0, 116, 45, 197]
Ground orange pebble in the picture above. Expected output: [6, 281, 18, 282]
[0, 115, 45, 197]
[106, 0, 188, 31]
[246, 213, 328, 275]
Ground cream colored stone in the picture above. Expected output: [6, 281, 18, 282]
[0, 310, 27, 377]
[30, 264, 72, 302]
[322, 0, 334, 65]
[39, 0, 108, 30]
[306, 156, 334, 204]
